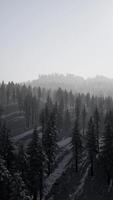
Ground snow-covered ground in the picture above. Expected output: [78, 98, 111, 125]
[42, 137, 73, 199]
[43, 152, 72, 199]
[12, 126, 42, 141]
[74, 164, 90, 198]
[99, 136, 105, 153]
[12, 128, 73, 199]
[1, 111, 24, 119]
[5, 116, 25, 124]
[57, 137, 72, 148]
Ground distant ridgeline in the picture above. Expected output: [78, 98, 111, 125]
[27, 74, 113, 97]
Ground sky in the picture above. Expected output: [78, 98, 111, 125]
[0, 0, 113, 82]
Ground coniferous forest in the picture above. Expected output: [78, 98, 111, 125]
[1, 76, 113, 200]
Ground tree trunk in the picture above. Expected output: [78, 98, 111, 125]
[48, 160, 51, 176]
[75, 146, 78, 173]
[39, 172, 43, 200]
[107, 172, 111, 185]
[33, 191, 38, 200]
[83, 127, 85, 136]
[91, 156, 94, 177]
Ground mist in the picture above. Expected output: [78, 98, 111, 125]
[1, 0, 113, 82]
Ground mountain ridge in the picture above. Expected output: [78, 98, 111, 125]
[26, 74, 113, 97]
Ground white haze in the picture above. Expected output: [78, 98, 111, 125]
[0, 0, 113, 82]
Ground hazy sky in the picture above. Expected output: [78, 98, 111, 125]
[0, 0, 113, 82]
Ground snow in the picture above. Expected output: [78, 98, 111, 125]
[99, 136, 105, 152]
[12, 126, 42, 141]
[76, 165, 90, 195]
[12, 133, 73, 199]
[42, 137, 72, 199]
[12, 129, 34, 141]
[56, 137, 72, 164]
[70, 161, 90, 200]
[58, 137, 72, 148]
[1, 111, 24, 119]
[7, 116, 25, 122]
[108, 180, 113, 192]
[12, 128, 71, 146]
[43, 152, 72, 198]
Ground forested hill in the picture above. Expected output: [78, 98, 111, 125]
[27, 74, 113, 97]
[1, 80, 113, 199]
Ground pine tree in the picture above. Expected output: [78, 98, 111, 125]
[63, 109, 71, 137]
[9, 172, 31, 200]
[27, 129, 43, 200]
[40, 103, 50, 134]
[86, 117, 97, 176]
[0, 81, 6, 105]
[72, 117, 82, 172]
[0, 156, 10, 200]
[100, 111, 113, 185]
[0, 156, 31, 200]
[43, 106, 58, 175]
[82, 105, 87, 136]
[0, 125, 15, 171]
[17, 144, 28, 184]
[24, 94, 32, 128]
[94, 107, 100, 153]
[56, 103, 63, 138]
[72, 99, 82, 172]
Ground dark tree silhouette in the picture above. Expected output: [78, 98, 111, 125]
[27, 129, 43, 200]
[86, 117, 97, 176]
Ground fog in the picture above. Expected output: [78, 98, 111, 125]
[0, 0, 113, 82]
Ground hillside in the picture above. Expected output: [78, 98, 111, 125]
[1, 103, 26, 137]
[27, 74, 113, 97]
[1, 80, 113, 200]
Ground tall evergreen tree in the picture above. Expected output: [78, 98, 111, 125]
[72, 99, 82, 172]
[0, 156, 11, 200]
[86, 117, 97, 176]
[94, 107, 100, 153]
[17, 144, 28, 184]
[27, 129, 43, 200]
[63, 109, 71, 137]
[43, 106, 58, 175]
[100, 111, 113, 185]
[9, 172, 31, 200]
[0, 155, 30, 200]
[0, 125, 15, 171]
[82, 105, 87, 136]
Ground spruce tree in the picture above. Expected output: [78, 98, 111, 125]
[17, 144, 28, 184]
[27, 128, 43, 200]
[86, 117, 97, 176]
[72, 99, 82, 173]
[0, 157, 30, 200]
[82, 105, 87, 136]
[63, 109, 71, 137]
[0, 156, 11, 200]
[94, 107, 100, 153]
[0, 125, 15, 171]
[100, 111, 113, 185]
[9, 172, 31, 200]
[43, 106, 58, 175]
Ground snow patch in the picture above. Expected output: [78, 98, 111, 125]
[58, 137, 72, 148]
[43, 152, 72, 198]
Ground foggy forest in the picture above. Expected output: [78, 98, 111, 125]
[1, 0, 113, 199]
[1, 74, 113, 200]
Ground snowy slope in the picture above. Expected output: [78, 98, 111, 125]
[43, 137, 72, 199]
